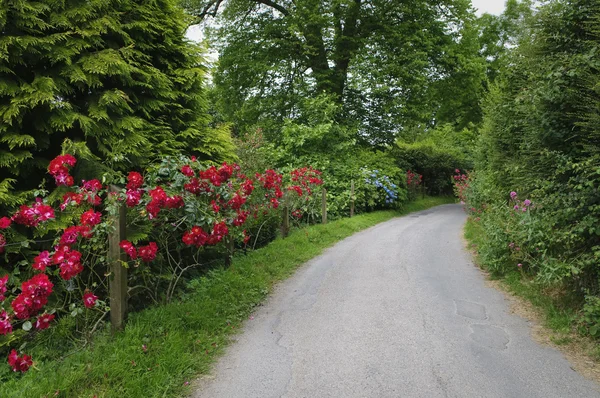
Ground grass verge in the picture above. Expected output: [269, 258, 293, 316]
[464, 218, 600, 381]
[1, 196, 454, 398]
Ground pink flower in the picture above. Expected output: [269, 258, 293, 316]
[120, 240, 137, 260]
[8, 349, 33, 373]
[80, 210, 102, 227]
[35, 313, 55, 330]
[138, 242, 158, 262]
[0, 274, 9, 301]
[126, 172, 144, 190]
[126, 189, 142, 207]
[517, 263, 522, 268]
[513, 205, 519, 211]
[523, 199, 531, 207]
[181, 165, 195, 177]
[0, 310, 12, 335]
[510, 191, 517, 199]
[83, 292, 98, 308]
[32, 251, 52, 272]
[0, 217, 12, 229]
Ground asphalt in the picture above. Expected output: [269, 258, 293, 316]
[193, 204, 600, 398]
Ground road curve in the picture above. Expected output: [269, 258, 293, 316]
[193, 204, 600, 398]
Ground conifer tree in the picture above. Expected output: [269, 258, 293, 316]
[0, 0, 235, 207]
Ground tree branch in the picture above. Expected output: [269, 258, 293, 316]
[256, 0, 289, 16]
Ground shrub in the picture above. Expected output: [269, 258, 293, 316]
[0, 0, 235, 209]
[0, 153, 323, 376]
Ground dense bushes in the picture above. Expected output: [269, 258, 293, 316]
[0, 152, 323, 376]
[235, 96, 410, 218]
[392, 139, 470, 196]
[0, 0, 234, 209]
[464, 0, 600, 335]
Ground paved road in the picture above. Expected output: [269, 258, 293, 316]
[193, 204, 600, 398]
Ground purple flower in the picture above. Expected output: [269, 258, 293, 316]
[517, 263, 522, 268]
[523, 199, 531, 207]
[510, 191, 518, 199]
[514, 205, 519, 211]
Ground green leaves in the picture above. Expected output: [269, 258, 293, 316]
[0, 0, 235, 209]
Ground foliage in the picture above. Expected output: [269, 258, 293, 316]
[392, 139, 470, 196]
[184, 0, 486, 145]
[0, 153, 323, 376]
[0, 0, 235, 209]
[0, 196, 453, 397]
[234, 96, 409, 218]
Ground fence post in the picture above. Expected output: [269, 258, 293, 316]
[322, 188, 327, 224]
[281, 206, 290, 238]
[224, 236, 235, 266]
[108, 185, 127, 334]
[350, 180, 355, 217]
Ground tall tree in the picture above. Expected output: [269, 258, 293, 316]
[0, 0, 235, 207]
[183, 0, 483, 144]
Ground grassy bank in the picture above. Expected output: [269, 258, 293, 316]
[1, 196, 454, 398]
[464, 218, 600, 364]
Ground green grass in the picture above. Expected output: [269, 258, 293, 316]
[1, 196, 454, 398]
[464, 218, 577, 336]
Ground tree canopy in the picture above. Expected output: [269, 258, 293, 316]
[182, 0, 486, 144]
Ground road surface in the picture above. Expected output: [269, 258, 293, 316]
[193, 204, 600, 398]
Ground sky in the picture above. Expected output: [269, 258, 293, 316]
[472, 0, 507, 16]
[186, 0, 508, 43]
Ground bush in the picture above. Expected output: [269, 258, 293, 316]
[392, 140, 469, 195]
[0, 152, 324, 376]
[0, 0, 235, 209]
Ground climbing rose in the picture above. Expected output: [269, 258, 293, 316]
[12, 200, 55, 227]
[0, 274, 8, 301]
[59, 226, 80, 245]
[227, 193, 246, 210]
[35, 313, 55, 330]
[8, 350, 32, 373]
[211, 200, 220, 213]
[0, 217, 11, 229]
[126, 189, 142, 207]
[181, 165, 194, 177]
[80, 210, 102, 227]
[83, 292, 98, 308]
[61, 192, 84, 210]
[119, 240, 137, 260]
[53, 247, 84, 280]
[207, 222, 228, 245]
[126, 172, 144, 190]
[166, 195, 185, 209]
[0, 311, 12, 335]
[241, 179, 254, 196]
[233, 210, 249, 227]
[12, 274, 54, 319]
[182, 227, 208, 247]
[243, 230, 251, 245]
[147, 187, 168, 219]
[48, 154, 76, 187]
[138, 242, 158, 262]
[32, 251, 52, 272]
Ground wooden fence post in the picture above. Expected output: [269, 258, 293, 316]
[322, 188, 327, 224]
[350, 180, 355, 217]
[281, 206, 290, 237]
[108, 185, 127, 333]
[224, 236, 235, 266]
